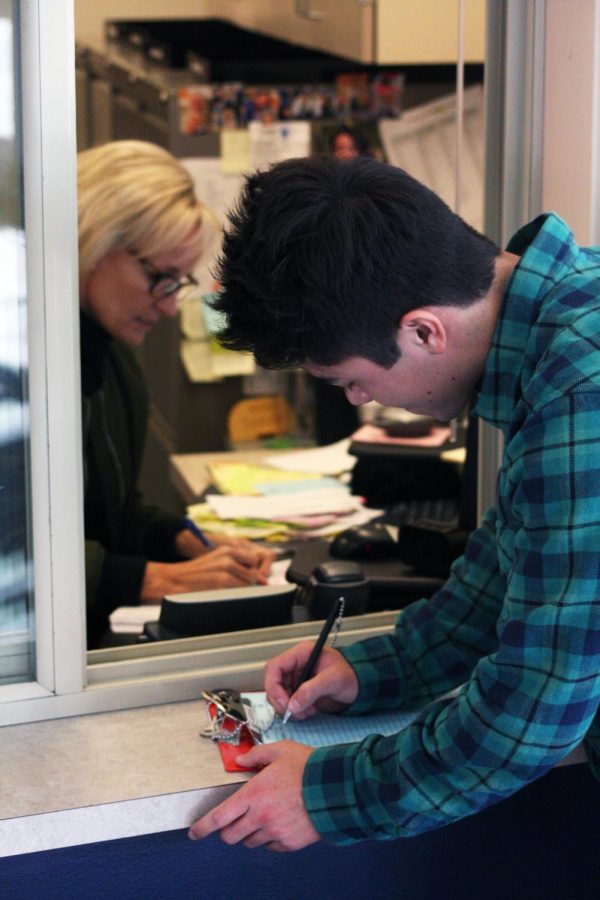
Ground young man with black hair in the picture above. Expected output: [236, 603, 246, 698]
[189, 157, 600, 856]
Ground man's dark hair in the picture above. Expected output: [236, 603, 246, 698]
[213, 155, 499, 369]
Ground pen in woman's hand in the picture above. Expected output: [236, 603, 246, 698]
[184, 517, 215, 549]
[282, 596, 345, 723]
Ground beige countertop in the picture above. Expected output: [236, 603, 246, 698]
[0, 699, 245, 858]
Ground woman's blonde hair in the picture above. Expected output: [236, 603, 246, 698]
[77, 140, 210, 281]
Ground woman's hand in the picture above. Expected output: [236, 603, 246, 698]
[174, 530, 276, 579]
[203, 533, 276, 579]
[141, 544, 271, 601]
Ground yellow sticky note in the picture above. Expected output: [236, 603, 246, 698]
[220, 129, 251, 175]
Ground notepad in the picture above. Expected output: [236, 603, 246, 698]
[243, 692, 419, 747]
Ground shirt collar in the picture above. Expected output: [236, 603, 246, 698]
[473, 213, 579, 431]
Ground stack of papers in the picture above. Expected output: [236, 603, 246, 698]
[187, 496, 379, 542]
[186, 441, 380, 542]
[206, 488, 362, 522]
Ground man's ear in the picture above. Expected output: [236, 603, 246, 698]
[398, 309, 447, 354]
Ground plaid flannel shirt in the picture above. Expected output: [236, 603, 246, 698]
[302, 213, 600, 842]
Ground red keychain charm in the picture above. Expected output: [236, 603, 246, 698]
[201, 689, 261, 772]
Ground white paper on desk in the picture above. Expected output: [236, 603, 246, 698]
[206, 488, 363, 521]
[258, 476, 341, 495]
[244, 692, 419, 747]
[264, 438, 355, 475]
[109, 605, 161, 634]
[266, 557, 294, 586]
[299, 505, 384, 538]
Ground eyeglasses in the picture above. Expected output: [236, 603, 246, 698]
[135, 256, 199, 303]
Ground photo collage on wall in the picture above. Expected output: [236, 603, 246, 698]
[178, 70, 405, 149]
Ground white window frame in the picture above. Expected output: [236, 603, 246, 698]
[4, 0, 600, 728]
[1, 0, 85, 717]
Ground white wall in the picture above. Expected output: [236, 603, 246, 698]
[542, 0, 600, 244]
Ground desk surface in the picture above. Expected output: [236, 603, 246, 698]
[0, 699, 244, 858]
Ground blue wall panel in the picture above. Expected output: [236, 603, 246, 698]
[1, 765, 599, 900]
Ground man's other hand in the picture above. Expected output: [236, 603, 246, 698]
[188, 741, 318, 852]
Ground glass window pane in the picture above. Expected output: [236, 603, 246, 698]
[0, 0, 35, 684]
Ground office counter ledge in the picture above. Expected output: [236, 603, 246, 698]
[0, 700, 245, 858]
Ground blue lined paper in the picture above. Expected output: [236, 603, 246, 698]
[244, 692, 418, 747]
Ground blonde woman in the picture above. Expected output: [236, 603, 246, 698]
[78, 141, 272, 647]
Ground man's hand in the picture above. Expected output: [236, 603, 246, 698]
[265, 642, 359, 720]
[188, 741, 319, 852]
[189, 641, 359, 851]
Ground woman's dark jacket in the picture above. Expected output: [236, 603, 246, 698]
[80, 313, 184, 647]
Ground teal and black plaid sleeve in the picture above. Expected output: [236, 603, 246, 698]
[304, 392, 600, 840]
[301, 215, 600, 842]
[339, 507, 506, 716]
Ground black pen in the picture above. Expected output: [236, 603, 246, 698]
[282, 596, 345, 724]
